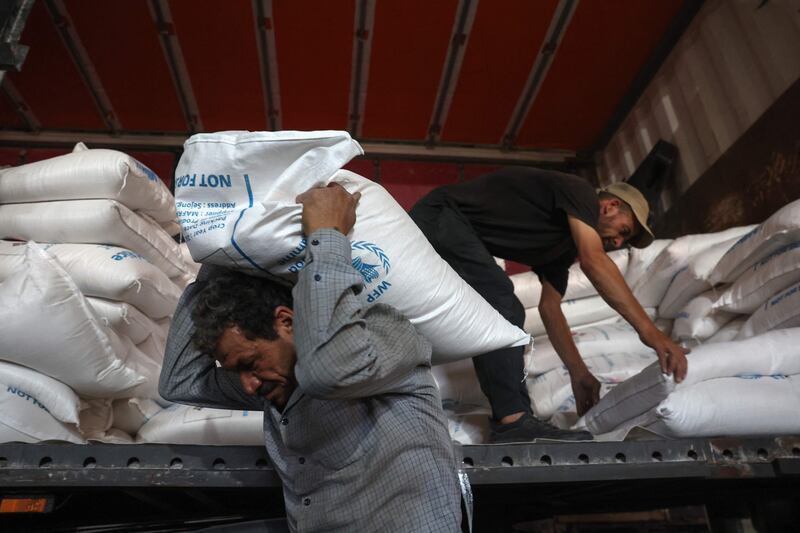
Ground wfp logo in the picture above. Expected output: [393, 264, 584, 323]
[352, 256, 381, 283]
[350, 241, 392, 303]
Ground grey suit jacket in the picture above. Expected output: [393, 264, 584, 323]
[159, 229, 462, 532]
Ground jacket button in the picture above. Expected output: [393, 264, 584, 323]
[311, 239, 319, 246]
[303, 498, 311, 506]
[281, 418, 289, 426]
[314, 274, 322, 281]
[298, 457, 306, 464]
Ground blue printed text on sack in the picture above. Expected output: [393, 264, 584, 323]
[134, 160, 159, 182]
[175, 174, 233, 188]
[723, 227, 758, 256]
[279, 240, 307, 266]
[111, 250, 145, 261]
[768, 282, 800, 308]
[7, 386, 49, 413]
[366, 281, 392, 302]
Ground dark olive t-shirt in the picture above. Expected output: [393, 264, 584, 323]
[439, 167, 599, 296]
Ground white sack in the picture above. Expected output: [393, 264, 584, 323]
[0, 199, 189, 279]
[0, 241, 181, 318]
[511, 272, 544, 310]
[511, 249, 629, 308]
[0, 243, 160, 398]
[658, 227, 756, 318]
[175, 130, 529, 363]
[651, 375, 800, 438]
[0, 144, 176, 224]
[672, 289, 736, 343]
[112, 398, 163, 436]
[86, 296, 169, 347]
[526, 322, 647, 376]
[584, 363, 673, 435]
[524, 295, 618, 337]
[0, 378, 85, 444]
[78, 398, 118, 442]
[0, 361, 81, 425]
[113, 340, 161, 379]
[179, 241, 202, 281]
[736, 281, 800, 339]
[706, 317, 746, 343]
[529, 351, 657, 420]
[80, 403, 138, 442]
[432, 358, 488, 409]
[632, 228, 754, 308]
[136, 404, 264, 445]
[673, 327, 800, 382]
[715, 240, 800, 314]
[161, 220, 182, 237]
[624, 239, 672, 287]
[135, 333, 168, 364]
[710, 199, 800, 284]
[443, 405, 492, 445]
[585, 328, 800, 434]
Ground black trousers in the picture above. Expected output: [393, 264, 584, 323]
[409, 190, 531, 420]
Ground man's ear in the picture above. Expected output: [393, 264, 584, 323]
[603, 197, 621, 216]
[274, 306, 294, 333]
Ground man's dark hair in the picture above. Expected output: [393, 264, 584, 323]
[191, 271, 294, 356]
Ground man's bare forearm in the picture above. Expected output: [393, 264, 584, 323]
[579, 252, 658, 337]
[539, 283, 589, 377]
[567, 215, 688, 381]
[539, 281, 602, 414]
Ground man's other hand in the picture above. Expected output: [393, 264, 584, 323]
[571, 371, 601, 417]
[640, 328, 689, 383]
[296, 183, 361, 236]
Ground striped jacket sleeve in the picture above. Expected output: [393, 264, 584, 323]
[158, 264, 265, 411]
[293, 229, 432, 399]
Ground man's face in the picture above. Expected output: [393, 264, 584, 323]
[215, 307, 297, 407]
[597, 198, 638, 251]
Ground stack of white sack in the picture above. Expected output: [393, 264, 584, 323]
[658, 226, 757, 318]
[508, 228, 751, 430]
[632, 226, 755, 311]
[709, 200, 800, 285]
[524, 322, 660, 427]
[136, 404, 265, 445]
[0, 244, 169, 443]
[430, 321, 668, 438]
[709, 201, 800, 339]
[0, 145, 196, 444]
[436, 200, 800, 440]
[0, 143, 193, 288]
[584, 329, 800, 439]
[0, 142, 180, 236]
[179, 241, 202, 280]
[624, 239, 673, 287]
[174, 130, 529, 364]
[513, 249, 633, 337]
[670, 200, 800, 344]
[430, 359, 492, 444]
[0, 360, 86, 444]
[512, 248, 630, 308]
[436, 238, 673, 439]
[554, 201, 800, 440]
[0, 241, 177, 356]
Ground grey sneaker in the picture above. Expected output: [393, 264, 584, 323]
[489, 413, 594, 443]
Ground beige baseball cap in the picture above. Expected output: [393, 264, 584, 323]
[600, 182, 654, 248]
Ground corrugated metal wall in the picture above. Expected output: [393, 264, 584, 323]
[597, 0, 800, 212]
